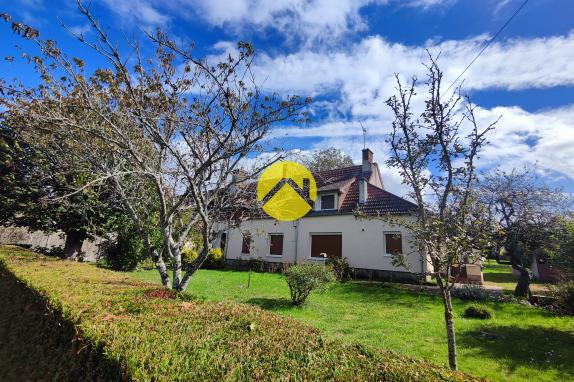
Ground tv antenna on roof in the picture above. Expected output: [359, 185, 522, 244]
[359, 121, 367, 149]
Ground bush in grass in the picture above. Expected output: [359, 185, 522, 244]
[182, 246, 224, 269]
[451, 284, 495, 302]
[284, 262, 336, 305]
[248, 257, 266, 272]
[100, 222, 148, 272]
[463, 304, 493, 320]
[203, 247, 224, 269]
[552, 282, 574, 315]
[326, 256, 350, 282]
[181, 244, 198, 264]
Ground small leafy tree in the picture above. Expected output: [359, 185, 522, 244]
[284, 262, 335, 305]
[547, 213, 574, 280]
[477, 167, 567, 297]
[100, 215, 161, 271]
[0, 121, 118, 259]
[383, 54, 497, 370]
[301, 147, 354, 172]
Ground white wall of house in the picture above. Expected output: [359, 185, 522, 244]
[221, 214, 427, 275]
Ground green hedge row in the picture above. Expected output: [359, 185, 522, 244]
[0, 246, 481, 381]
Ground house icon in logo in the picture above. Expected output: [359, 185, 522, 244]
[257, 162, 317, 221]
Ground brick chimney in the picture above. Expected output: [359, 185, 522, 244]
[362, 148, 373, 174]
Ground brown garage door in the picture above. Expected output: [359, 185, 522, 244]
[311, 234, 342, 258]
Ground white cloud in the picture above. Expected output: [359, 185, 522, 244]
[252, 32, 574, 101]
[493, 0, 513, 15]
[474, 105, 574, 178]
[98, 0, 453, 43]
[99, 0, 170, 27]
[184, 0, 377, 43]
[252, 30, 574, 182]
[270, 103, 574, 184]
[440, 33, 574, 90]
[68, 24, 91, 36]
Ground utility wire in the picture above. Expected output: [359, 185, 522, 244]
[444, 0, 530, 93]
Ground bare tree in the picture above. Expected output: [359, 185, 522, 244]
[301, 147, 354, 172]
[384, 55, 497, 370]
[477, 167, 568, 297]
[0, 4, 309, 291]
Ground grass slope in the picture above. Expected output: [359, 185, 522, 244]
[131, 267, 574, 382]
[0, 246, 478, 382]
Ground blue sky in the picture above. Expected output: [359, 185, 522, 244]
[1, 0, 573, 194]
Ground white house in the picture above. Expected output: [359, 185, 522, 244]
[218, 149, 429, 282]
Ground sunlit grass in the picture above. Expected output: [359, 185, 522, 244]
[131, 266, 574, 382]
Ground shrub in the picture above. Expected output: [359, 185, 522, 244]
[181, 246, 224, 269]
[463, 304, 493, 320]
[203, 247, 224, 269]
[284, 262, 336, 305]
[552, 282, 574, 315]
[100, 220, 148, 272]
[181, 244, 198, 264]
[98, 216, 154, 272]
[451, 284, 495, 302]
[250, 257, 266, 272]
[326, 256, 350, 282]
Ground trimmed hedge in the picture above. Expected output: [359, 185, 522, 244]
[0, 246, 481, 381]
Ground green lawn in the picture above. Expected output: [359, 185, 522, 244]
[482, 261, 550, 294]
[131, 268, 574, 382]
[1, 247, 477, 382]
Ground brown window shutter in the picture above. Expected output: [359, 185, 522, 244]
[269, 234, 284, 255]
[311, 234, 342, 258]
[242, 234, 251, 254]
[385, 233, 402, 255]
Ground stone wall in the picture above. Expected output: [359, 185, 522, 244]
[0, 226, 103, 262]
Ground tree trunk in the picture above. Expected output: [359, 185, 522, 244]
[177, 228, 211, 292]
[442, 289, 458, 370]
[63, 229, 85, 260]
[513, 265, 532, 298]
[172, 251, 182, 290]
[177, 249, 206, 292]
[152, 249, 171, 288]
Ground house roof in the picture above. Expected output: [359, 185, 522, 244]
[308, 164, 417, 217]
[230, 161, 417, 220]
[313, 165, 363, 188]
[339, 182, 417, 215]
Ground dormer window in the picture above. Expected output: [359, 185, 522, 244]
[318, 193, 336, 210]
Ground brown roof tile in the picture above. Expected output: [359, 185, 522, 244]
[233, 163, 417, 219]
[338, 181, 417, 215]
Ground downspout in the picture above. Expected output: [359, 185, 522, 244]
[293, 219, 300, 264]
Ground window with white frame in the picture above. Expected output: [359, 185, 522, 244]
[318, 193, 336, 210]
[383, 232, 403, 256]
